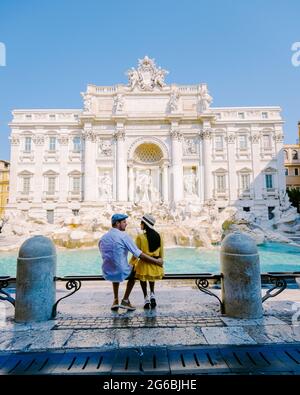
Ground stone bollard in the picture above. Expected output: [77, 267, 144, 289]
[15, 235, 56, 323]
[220, 231, 262, 319]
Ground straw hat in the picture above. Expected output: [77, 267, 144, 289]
[141, 213, 156, 229]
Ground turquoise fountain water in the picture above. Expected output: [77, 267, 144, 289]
[0, 242, 300, 276]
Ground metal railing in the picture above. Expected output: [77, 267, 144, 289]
[1, 271, 300, 319]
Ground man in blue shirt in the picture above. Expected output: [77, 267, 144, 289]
[99, 213, 163, 311]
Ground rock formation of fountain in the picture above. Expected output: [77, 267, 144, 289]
[1, 196, 299, 251]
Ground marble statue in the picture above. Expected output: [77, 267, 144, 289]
[168, 91, 179, 112]
[198, 85, 212, 113]
[127, 67, 139, 90]
[98, 172, 112, 200]
[83, 94, 92, 113]
[183, 169, 197, 198]
[113, 94, 124, 113]
[135, 169, 152, 202]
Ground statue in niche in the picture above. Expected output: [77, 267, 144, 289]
[198, 85, 212, 113]
[183, 138, 197, 155]
[113, 94, 124, 113]
[98, 172, 112, 201]
[168, 91, 179, 112]
[183, 169, 197, 198]
[98, 140, 112, 157]
[135, 169, 152, 202]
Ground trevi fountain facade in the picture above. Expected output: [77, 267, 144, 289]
[3, 56, 299, 250]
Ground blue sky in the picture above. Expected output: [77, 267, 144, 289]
[0, 0, 299, 160]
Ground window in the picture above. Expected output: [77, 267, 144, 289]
[47, 177, 56, 194]
[25, 114, 32, 119]
[239, 135, 248, 149]
[243, 207, 250, 212]
[238, 112, 245, 119]
[292, 150, 298, 160]
[73, 137, 81, 152]
[215, 135, 223, 150]
[265, 174, 273, 189]
[49, 137, 56, 151]
[241, 174, 250, 190]
[285, 168, 289, 176]
[72, 177, 81, 193]
[23, 177, 30, 194]
[263, 134, 271, 149]
[295, 168, 299, 176]
[49, 114, 56, 120]
[215, 113, 221, 120]
[72, 209, 79, 216]
[218, 207, 225, 213]
[216, 175, 225, 192]
[262, 112, 268, 119]
[24, 137, 32, 152]
[284, 150, 288, 160]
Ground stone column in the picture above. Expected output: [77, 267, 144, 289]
[170, 127, 183, 201]
[128, 165, 134, 202]
[83, 125, 97, 202]
[201, 127, 213, 201]
[226, 132, 237, 203]
[32, 132, 45, 204]
[58, 132, 69, 203]
[8, 132, 20, 205]
[114, 128, 127, 201]
[250, 127, 263, 200]
[162, 164, 169, 202]
[274, 126, 285, 195]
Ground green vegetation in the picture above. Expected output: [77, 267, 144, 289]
[287, 188, 300, 213]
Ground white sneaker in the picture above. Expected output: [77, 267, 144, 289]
[144, 296, 151, 309]
[150, 292, 156, 308]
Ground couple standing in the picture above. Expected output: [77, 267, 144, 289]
[98, 213, 164, 311]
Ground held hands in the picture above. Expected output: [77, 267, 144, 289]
[156, 258, 163, 267]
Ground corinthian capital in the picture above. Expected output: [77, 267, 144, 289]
[225, 133, 236, 144]
[57, 135, 69, 145]
[10, 135, 20, 145]
[200, 128, 212, 140]
[113, 129, 125, 141]
[170, 128, 183, 141]
[83, 127, 96, 142]
[273, 133, 284, 142]
[32, 135, 45, 145]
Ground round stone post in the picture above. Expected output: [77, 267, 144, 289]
[220, 231, 262, 318]
[15, 235, 57, 323]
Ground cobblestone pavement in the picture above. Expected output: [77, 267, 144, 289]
[52, 315, 225, 330]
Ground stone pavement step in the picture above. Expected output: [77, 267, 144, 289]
[0, 343, 300, 375]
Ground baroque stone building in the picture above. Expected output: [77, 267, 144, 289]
[0, 160, 10, 217]
[284, 122, 300, 190]
[7, 57, 285, 223]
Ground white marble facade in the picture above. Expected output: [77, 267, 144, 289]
[7, 57, 285, 222]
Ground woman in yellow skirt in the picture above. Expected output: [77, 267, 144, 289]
[130, 214, 164, 309]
